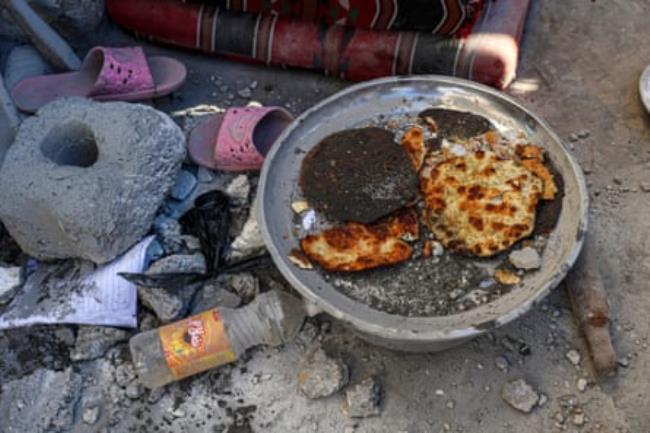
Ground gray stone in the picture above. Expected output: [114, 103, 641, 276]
[0, 266, 21, 304]
[190, 278, 242, 314]
[53, 327, 76, 346]
[566, 349, 581, 366]
[125, 383, 143, 399]
[0, 367, 82, 433]
[70, 326, 129, 361]
[181, 235, 201, 253]
[153, 216, 184, 254]
[495, 356, 509, 372]
[576, 378, 588, 392]
[226, 174, 250, 206]
[82, 406, 100, 425]
[149, 252, 207, 275]
[0, 0, 106, 42]
[138, 286, 184, 323]
[298, 347, 349, 399]
[170, 170, 198, 200]
[345, 377, 382, 418]
[501, 379, 539, 413]
[0, 98, 185, 263]
[221, 272, 259, 302]
[138, 252, 206, 322]
[508, 247, 542, 270]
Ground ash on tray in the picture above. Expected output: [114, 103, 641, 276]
[292, 109, 561, 317]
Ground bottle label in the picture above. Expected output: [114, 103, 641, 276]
[159, 309, 237, 380]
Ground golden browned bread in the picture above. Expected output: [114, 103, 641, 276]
[299, 208, 419, 272]
[420, 150, 544, 257]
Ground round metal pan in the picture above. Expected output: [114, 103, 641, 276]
[259, 76, 588, 352]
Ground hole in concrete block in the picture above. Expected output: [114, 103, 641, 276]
[40, 122, 99, 167]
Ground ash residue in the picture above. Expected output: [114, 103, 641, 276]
[328, 248, 510, 317]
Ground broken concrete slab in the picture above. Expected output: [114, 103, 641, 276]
[298, 347, 349, 399]
[0, 98, 185, 264]
[345, 377, 382, 418]
[70, 326, 130, 362]
[0, 367, 82, 433]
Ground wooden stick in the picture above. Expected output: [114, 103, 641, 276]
[1, 0, 81, 71]
[567, 243, 617, 377]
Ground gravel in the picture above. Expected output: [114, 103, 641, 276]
[565, 349, 581, 366]
[501, 379, 540, 413]
[508, 247, 542, 270]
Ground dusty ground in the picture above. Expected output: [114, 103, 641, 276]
[1, 0, 650, 432]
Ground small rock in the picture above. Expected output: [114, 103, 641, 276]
[147, 387, 165, 404]
[446, 400, 456, 409]
[145, 239, 165, 263]
[569, 133, 579, 142]
[54, 327, 76, 346]
[565, 349, 581, 366]
[225, 175, 250, 206]
[149, 252, 207, 275]
[153, 216, 184, 254]
[495, 356, 509, 372]
[572, 412, 586, 426]
[170, 408, 186, 419]
[138, 286, 184, 323]
[0, 266, 21, 304]
[228, 198, 265, 260]
[82, 406, 100, 425]
[190, 278, 242, 314]
[613, 177, 623, 186]
[345, 377, 382, 418]
[298, 347, 349, 399]
[618, 356, 630, 368]
[250, 81, 258, 89]
[70, 326, 129, 361]
[640, 183, 650, 193]
[220, 272, 259, 302]
[170, 170, 198, 201]
[501, 379, 539, 413]
[538, 393, 548, 407]
[181, 235, 202, 253]
[577, 130, 590, 139]
[197, 167, 216, 183]
[576, 378, 588, 392]
[508, 247, 542, 270]
[125, 383, 143, 399]
[237, 88, 252, 99]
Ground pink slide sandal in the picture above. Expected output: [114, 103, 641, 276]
[188, 106, 294, 172]
[11, 46, 186, 112]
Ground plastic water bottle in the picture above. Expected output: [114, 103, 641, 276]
[130, 290, 306, 389]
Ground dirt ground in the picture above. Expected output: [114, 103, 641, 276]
[1, 0, 650, 432]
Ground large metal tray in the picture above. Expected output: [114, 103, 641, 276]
[259, 76, 588, 352]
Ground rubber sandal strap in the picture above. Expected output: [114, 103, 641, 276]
[86, 47, 155, 97]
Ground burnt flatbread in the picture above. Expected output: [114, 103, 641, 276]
[418, 108, 494, 140]
[299, 127, 419, 223]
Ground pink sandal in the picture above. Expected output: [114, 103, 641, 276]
[11, 46, 186, 112]
[188, 106, 294, 171]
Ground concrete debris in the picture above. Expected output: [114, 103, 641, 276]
[0, 367, 82, 433]
[138, 286, 184, 323]
[220, 272, 259, 303]
[576, 378, 588, 392]
[0, 266, 21, 304]
[508, 247, 542, 270]
[0, 98, 185, 263]
[70, 326, 129, 361]
[298, 347, 349, 399]
[82, 405, 100, 425]
[148, 252, 207, 275]
[501, 379, 540, 413]
[566, 349, 581, 366]
[153, 217, 184, 255]
[572, 411, 586, 426]
[225, 175, 251, 206]
[345, 377, 383, 418]
[170, 170, 198, 200]
[125, 383, 143, 399]
[190, 278, 242, 314]
[228, 197, 265, 260]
